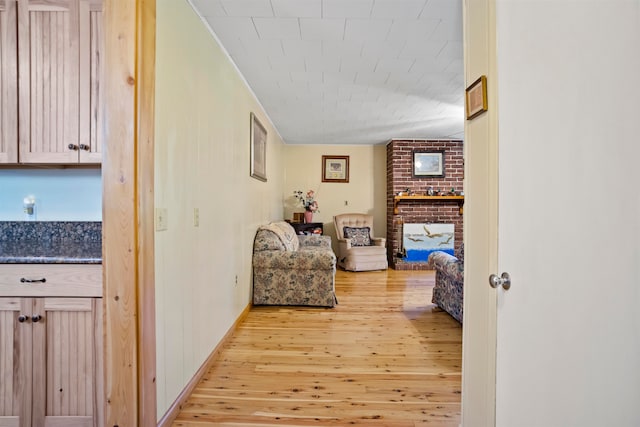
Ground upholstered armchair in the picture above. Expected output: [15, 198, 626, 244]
[333, 213, 388, 272]
[427, 245, 464, 323]
[252, 221, 337, 307]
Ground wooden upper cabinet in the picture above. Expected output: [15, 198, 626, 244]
[0, 0, 18, 163]
[17, 0, 103, 164]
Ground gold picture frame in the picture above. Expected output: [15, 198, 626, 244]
[322, 155, 349, 183]
[465, 75, 488, 120]
[250, 112, 267, 181]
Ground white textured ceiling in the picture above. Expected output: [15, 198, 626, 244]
[189, 0, 464, 145]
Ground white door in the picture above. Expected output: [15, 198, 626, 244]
[464, 1, 640, 426]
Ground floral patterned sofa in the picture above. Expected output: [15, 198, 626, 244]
[427, 245, 464, 323]
[252, 221, 337, 307]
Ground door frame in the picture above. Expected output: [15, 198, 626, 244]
[102, 0, 156, 425]
[461, 0, 499, 425]
[102, 0, 500, 425]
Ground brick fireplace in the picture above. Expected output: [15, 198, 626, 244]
[386, 139, 464, 270]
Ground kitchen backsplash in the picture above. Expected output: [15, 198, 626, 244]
[0, 169, 102, 221]
[0, 221, 102, 242]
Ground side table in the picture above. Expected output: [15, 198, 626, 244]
[287, 221, 323, 235]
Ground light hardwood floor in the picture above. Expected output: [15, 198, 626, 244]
[172, 269, 462, 426]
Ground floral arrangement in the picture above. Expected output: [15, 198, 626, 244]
[294, 190, 319, 212]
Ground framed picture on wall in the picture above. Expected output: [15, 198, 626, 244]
[465, 75, 488, 120]
[322, 155, 349, 183]
[250, 113, 267, 182]
[413, 150, 445, 178]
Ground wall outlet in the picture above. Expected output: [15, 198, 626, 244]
[193, 208, 200, 227]
[155, 208, 168, 231]
[235, 275, 238, 286]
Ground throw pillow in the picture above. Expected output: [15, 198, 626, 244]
[343, 226, 371, 246]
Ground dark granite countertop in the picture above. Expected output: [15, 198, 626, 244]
[0, 221, 102, 264]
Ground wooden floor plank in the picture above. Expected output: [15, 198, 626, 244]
[172, 269, 462, 426]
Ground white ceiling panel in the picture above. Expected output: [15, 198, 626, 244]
[387, 19, 439, 41]
[430, 18, 463, 41]
[344, 19, 392, 41]
[322, 0, 373, 18]
[241, 39, 284, 57]
[190, 0, 464, 144]
[339, 55, 378, 73]
[323, 71, 357, 84]
[361, 40, 405, 58]
[220, 0, 273, 17]
[375, 57, 415, 73]
[421, 0, 461, 22]
[410, 56, 455, 74]
[272, 0, 321, 17]
[305, 55, 341, 72]
[371, 0, 427, 19]
[438, 41, 464, 61]
[291, 71, 324, 83]
[268, 54, 306, 71]
[354, 71, 389, 86]
[446, 60, 464, 74]
[253, 17, 300, 39]
[300, 18, 346, 40]
[282, 40, 322, 56]
[399, 39, 446, 59]
[322, 40, 363, 57]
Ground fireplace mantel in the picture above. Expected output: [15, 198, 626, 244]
[393, 195, 465, 215]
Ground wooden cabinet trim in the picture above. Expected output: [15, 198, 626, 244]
[0, 0, 18, 163]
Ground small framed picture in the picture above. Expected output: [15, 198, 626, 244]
[413, 150, 445, 178]
[322, 155, 349, 183]
[250, 112, 267, 182]
[465, 75, 488, 120]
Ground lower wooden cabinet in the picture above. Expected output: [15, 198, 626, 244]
[0, 297, 103, 427]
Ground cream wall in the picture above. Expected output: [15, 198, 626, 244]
[283, 144, 387, 248]
[155, 0, 285, 418]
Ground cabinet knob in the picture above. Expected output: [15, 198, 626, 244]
[32, 315, 42, 323]
[18, 314, 28, 323]
[68, 144, 79, 151]
[79, 144, 90, 151]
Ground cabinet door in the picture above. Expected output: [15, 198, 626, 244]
[0, 0, 18, 163]
[78, 0, 102, 164]
[31, 298, 103, 427]
[0, 298, 31, 427]
[17, 0, 80, 163]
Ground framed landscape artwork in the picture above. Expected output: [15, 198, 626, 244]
[322, 155, 349, 183]
[250, 113, 267, 181]
[413, 150, 445, 178]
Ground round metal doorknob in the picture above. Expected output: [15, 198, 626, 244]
[489, 272, 511, 290]
[79, 144, 90, 151]
[68, 144, 79, 150]
[32, 315, 42, 323]
[18, 314, 28, 323]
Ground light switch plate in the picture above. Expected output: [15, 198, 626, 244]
[193, 208, 200, 227]
[155, 208, 168, 231]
